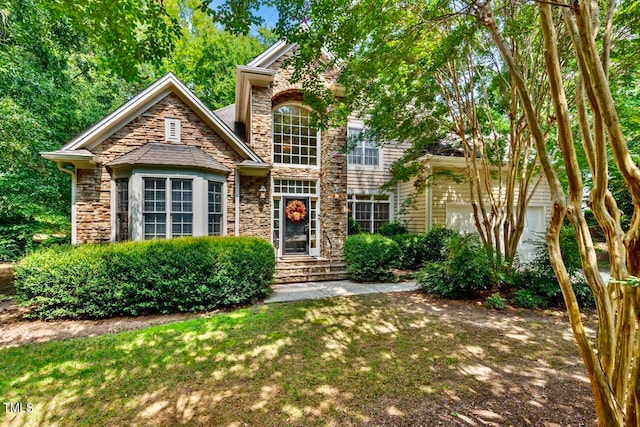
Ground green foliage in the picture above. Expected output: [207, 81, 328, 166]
[390, 227, 460, 270]
[390, 234, 423, 270]
[378, 221, 408, 237]
[512, 289, 546, 309]
[422, 227, 460, 263]
[416, 234, 493, 299]
[347, 216, 361, 235]
[343, 234, 401, 282]
[14, 236, 275, 319]
[157, 0, 266, 109]
[485, 293, 506, 310]
[513, 224, 594, 309]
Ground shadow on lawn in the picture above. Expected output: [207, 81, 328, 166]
[1, 293, 595, 426]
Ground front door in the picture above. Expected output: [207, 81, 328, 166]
[283, 197, 309, 255]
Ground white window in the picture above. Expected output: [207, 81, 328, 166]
[273, 105, 319, 166]
[347, 125, 380, 167]
[114, 170, 226, 242]
[165, 118, 181, 142]
[143, 177, 193, 239]
[115, 178, 129, 241]
[349, 194, 391, 233]
[208, 181, 223, 236]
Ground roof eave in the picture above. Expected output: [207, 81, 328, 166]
[41, 150, 99, 169]
[235, 66, 277, 126]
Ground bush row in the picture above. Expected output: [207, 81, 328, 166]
[15, 236, 275, 319]
[343, 226, 460, 282]
[414, 224, 594, 309]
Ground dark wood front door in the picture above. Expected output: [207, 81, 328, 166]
[283, 197, 309, 255]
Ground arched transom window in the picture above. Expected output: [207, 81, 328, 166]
[272, 105, 318, 166]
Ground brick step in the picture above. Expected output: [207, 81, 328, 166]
[276, 257, 344, 264]
[274, 271, 350, 284]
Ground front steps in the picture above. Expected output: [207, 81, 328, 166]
[274, 256, 349, 284]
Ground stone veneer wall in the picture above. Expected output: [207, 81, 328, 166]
[75, 94, 246, 243]
[238, 175, 270, 240]
[246, 47, 347, 257]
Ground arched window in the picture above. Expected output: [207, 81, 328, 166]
[272, 105, 318, 166]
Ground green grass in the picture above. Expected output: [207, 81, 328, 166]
[0, 293, 595, 426]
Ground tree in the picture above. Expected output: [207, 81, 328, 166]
[214, 0, 640, 424]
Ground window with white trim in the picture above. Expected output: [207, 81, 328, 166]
[347, 125, 380, 167]
[143, 177, 193, 239]
[171, 179, 193, 237]
[273, 105, 318, 166]
[349, 194, 391, 233]
[208, 181, 223, 236]
[115, 178, 129, 241]
[165, 118, 181, 142]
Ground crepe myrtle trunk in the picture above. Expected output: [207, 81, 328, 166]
[475, 0, 640, 425]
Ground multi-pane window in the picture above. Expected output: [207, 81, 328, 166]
[208, 181, 223, 236]
[273, 105, 318, 166]
[349, 195, 391, 233]
[273, 179, 316, 195]
[171, 179, 193, 237]
[144, 178, 167, 239]
[115, 178, 129, 241]
[143, 178, 194, 239]
[347, 126, 380, 167]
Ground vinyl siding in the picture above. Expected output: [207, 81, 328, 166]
[347, 143, 406, 192]
[397, 177, 426, 233]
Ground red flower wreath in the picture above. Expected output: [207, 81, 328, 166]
[285, 200, 307, 222]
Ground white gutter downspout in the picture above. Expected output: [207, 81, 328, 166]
[234, 171, 240, 236]
[56, 163, 77, 245]
[426, 164, 433, 232]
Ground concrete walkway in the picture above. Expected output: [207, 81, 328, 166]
[264, 280, 419, 303]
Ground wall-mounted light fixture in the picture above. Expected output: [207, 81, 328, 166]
[333, 185, 340, 205]
[258, 184, 267, 208]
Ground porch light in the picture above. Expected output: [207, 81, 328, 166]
[258, 184, 267, 208]
[333, 185, 340, 205]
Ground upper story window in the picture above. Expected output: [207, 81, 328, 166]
[347, 125, 380, 168]
[273, 105, 318, 166]
[165, 118, 181, 142]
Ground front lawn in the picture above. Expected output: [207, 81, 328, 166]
[0, 292, 595, 425]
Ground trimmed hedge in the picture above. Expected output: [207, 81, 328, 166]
[15, 236, 275, 319]
[343, 234, 401, 282]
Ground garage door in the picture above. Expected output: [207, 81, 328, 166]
[518, 206, 546, 262]
[446, 204, 546, 262]
[446, 204, 477, 234]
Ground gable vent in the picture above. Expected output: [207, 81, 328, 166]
[165, 118, 181, 143]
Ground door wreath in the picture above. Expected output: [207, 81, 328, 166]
[285, 200, 307, 222]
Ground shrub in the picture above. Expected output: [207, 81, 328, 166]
[416, 233, 493, 299]
[390, 233, 423, 270]
[422, 226, 459, 263]
[348, 217, 361, 235]
[512, 289, 546, 309]
[485, 293, 506, 310]
[14, 236, 275, 319]
[343, 234, 402, 282]
[513, 224, 595, 309]
[378, 221, 408, 237]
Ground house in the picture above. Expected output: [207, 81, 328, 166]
[42, 40, 549, 283]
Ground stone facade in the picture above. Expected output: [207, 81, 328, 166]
[75, 94, 246, 243]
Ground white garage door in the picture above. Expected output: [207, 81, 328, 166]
[446, 204, 546, 262]
[446, 205, 477, 234]
[518, 206, 546, 262]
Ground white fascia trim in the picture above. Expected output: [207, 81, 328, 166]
[41, 150, 99, 169]
[235, 66, 277, 125]
[247, 41, 295, 68]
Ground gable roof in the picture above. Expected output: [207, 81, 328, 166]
[247, 40, 296, 68]
[106, 143, 231, 174]
[59, 73, 263, 163]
